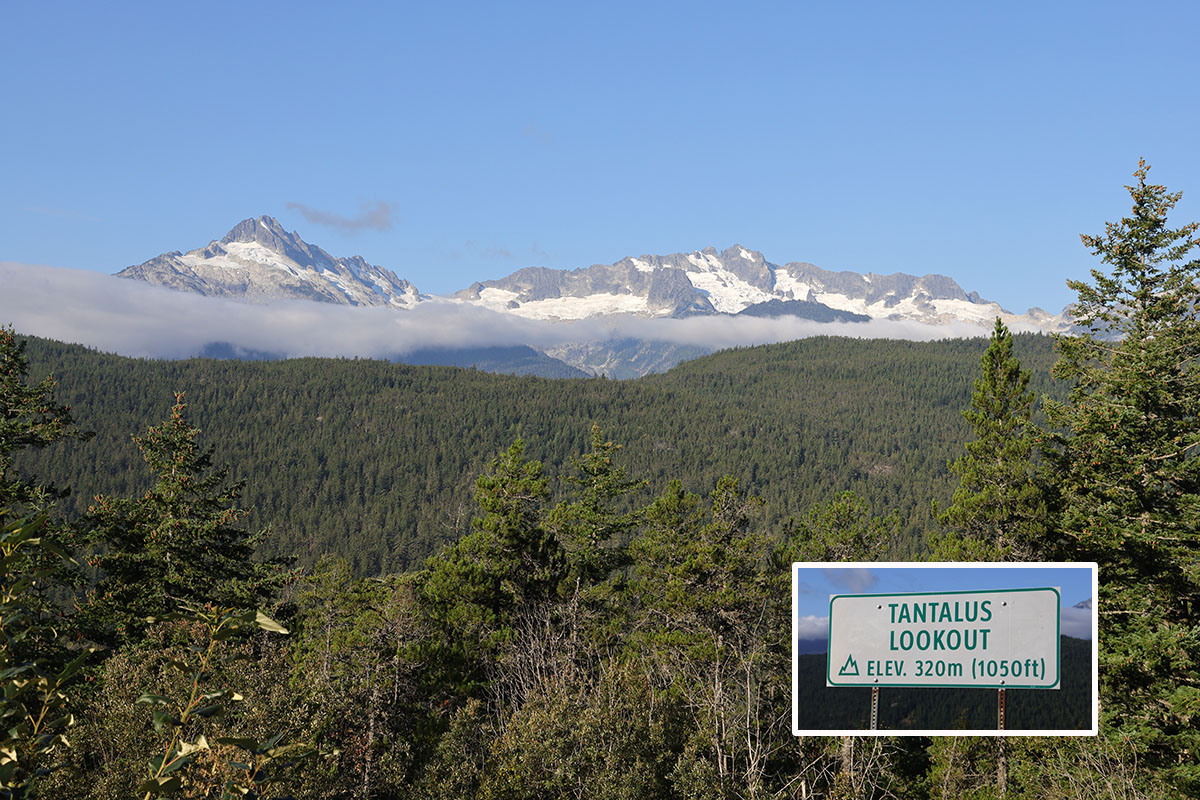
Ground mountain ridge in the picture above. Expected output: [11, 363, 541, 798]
[105, 217, 1073, 376]
[115, 217, 1069, 331]
[455, 242, 1067, 331]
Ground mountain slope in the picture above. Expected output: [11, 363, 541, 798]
[117, 216, 422, 307]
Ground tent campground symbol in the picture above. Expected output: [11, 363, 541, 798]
[838, 654, 860, 676]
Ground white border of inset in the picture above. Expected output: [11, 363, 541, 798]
[791, 561, 1099, 737]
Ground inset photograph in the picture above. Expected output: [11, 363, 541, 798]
[792, 562, 1097, 736]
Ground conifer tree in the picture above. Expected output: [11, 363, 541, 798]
[0, 332, 91, 791]
[629, 477, 779, 797]
[787, 491, 901, 562]
[0, 327, 89, 672]
[547, 423, 645, 586]
[417, 440, 564, 696]
[0, 326, 86, 512]
[461, 438, 564, 608]
[1046, 160, 1200, 791]
[933, 318, 1049, 561]
[83, 393, 280, 646]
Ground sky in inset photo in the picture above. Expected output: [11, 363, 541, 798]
[794, 563, 1095, 653]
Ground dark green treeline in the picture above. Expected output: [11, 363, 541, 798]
[17, 333, 1059, 574]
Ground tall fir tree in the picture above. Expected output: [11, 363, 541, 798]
[629, 477, 782, 797]
[82, 393, 281, 646]
[932, 318, 1050, 561]
[417, 440, 564, 697]
[0, 330, 91, 791]
[0, 325, 86, 512]
[547, 423, 645, 586]
[0, 327, 89, 669]
[1045, 160, 1200, 792]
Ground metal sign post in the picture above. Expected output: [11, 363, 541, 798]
[870, 687, 879, 730]
[998, 689, 1008, 797]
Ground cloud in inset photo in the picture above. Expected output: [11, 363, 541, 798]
[824, 567, 877, 593]
[796, 614, 829, 640]
[1060, 602, 1093, 639]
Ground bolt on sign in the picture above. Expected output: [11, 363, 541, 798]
[826, 588, 1060, 689]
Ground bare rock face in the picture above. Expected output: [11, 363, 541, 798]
[116, 216, 423, 308]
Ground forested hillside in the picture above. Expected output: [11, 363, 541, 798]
[17, 333, 1059, 573]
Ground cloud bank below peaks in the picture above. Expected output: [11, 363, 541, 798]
[1, 261, 999, 365]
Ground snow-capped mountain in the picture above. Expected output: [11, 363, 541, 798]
[455, 244, 1067, 330]
[108, 218, 1072, 377]
[116, 216, 422, 308]
[115, 218, 1066, 332]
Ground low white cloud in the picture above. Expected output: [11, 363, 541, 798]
[0, 261, 998, 366]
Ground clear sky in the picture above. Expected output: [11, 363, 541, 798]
[794, 564, 1096, 651]
[4, 1, 1198, 313]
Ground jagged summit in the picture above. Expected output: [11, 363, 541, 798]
[217, 217, 331, 267]
[221, 215, 294, 245]
[116, 217, 422, 308]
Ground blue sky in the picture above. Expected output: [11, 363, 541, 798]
[4, 1, 1199, 312]
[794, 564, 1095, 650]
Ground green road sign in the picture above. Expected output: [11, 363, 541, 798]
[825, 587, 1060, 689]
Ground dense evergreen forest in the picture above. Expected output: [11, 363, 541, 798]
[1, 164, 1198, 799]
[16, 333, 1060, 574]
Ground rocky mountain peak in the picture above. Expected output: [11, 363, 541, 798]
[221, 215, 303, 251]
[713, 244, 774, 292]
[221, 215, 287, 243]
[721, 244, 763, 262]
[116, 216, 421, 308]
[217, 215, 335, 270]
